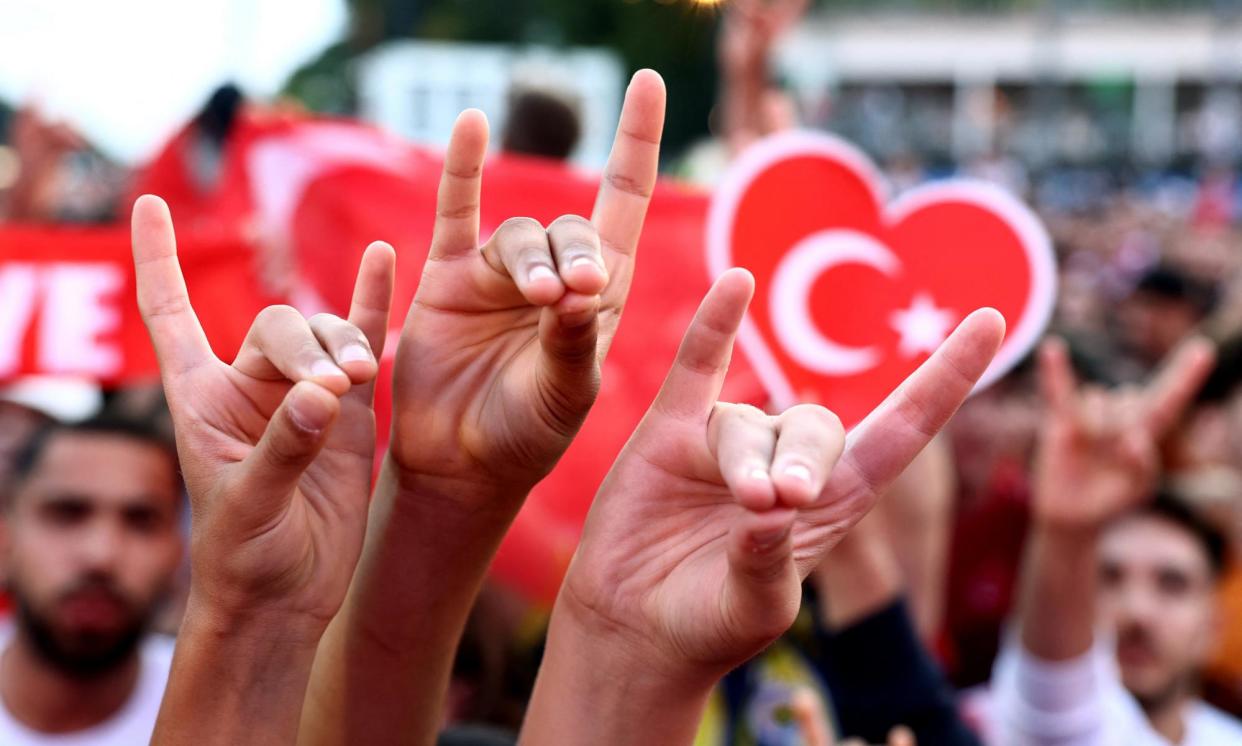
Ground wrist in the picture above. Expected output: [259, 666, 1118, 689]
[523, 598, 718, 745]
[1030, 511, 1105, 542]
[381, 452, 531, 524]
[180, 592, 326, 654]
[155, 597, 321, 745]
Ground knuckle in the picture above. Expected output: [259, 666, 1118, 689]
[604, 170, 652, 199]
[789, 404, 843, 433]
[549, 214, 595, 232]
[256, 304, 302, 326]
[306, 312, 344, 329]
[496, 216, 544, 235]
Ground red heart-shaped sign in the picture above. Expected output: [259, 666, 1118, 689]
[707, 132, 1056, 427]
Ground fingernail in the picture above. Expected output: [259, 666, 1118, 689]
[528, 265, 557, 284]
[570, 255, 598, 271]
[783, 464, 812, 484]
[289, 388, 333, 433]
[748, 467, 770, 483]
[752, 524, 791, 551]
[338, 344, 372, 364]
[311, 359, 346, 379]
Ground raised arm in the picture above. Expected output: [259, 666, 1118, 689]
[520, 269, 1004, 745]
[812, 511, 981, 746]
[128, 196, 395, 745]
[1016, 338, 1214, 663]
[299, 70, 666, 746]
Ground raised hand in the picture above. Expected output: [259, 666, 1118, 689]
[521, 271, 1004, 745]
[1015, 335, 1214, 669]
[300, 71, 667, 746]
[1032, 337, 1215, 529]
[388, 69, 666, 500]
[130, 196, 395, 745]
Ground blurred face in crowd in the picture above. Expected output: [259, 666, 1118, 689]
[1098, 514, 1218, 710]
[1, 431, 181, 677]
[1116, 292, 1201, 367]
[0, 403, 49, 489]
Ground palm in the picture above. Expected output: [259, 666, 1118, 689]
[568, 417, 786, 666]
[1036, 419, 1151, 524]
[131, 196, 394, 627]
[561, 272, 1006, 675]
[387, 76, 664, 496]
[1031, 339, 1214, 528]
[177, 365, 376, 616]
[392, 268, 585, 483]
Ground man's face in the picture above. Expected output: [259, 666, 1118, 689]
[1, 432, 182, 677]
[1117, 293, 1200, 365]
[1098, 515, 1217, 708]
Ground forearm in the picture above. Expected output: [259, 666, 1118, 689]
[154, 601, 320, 745]
[817, 599, 981, 746]
[815, 514, 904, 630]
[301, 457, 523, 746]
[520, 601, 716, 746]
[720, 66, 765, 153]
[1017, 521, 1100, 661]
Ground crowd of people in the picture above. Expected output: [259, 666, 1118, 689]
[3, 3, 1242, 746]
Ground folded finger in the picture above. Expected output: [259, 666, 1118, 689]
[772, 405, 844, 508]
[309, 313, 377, 385]
[709, 403, 778, 511]
[546, 214, 607, 296]
[481, 216, 564, 306]
[233, 306, 350, 395]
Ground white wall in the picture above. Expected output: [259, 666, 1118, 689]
[355, 41, 624, 169]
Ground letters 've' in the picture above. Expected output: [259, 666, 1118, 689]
[0, 262, 124, 378]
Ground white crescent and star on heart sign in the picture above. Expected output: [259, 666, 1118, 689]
[705, 130, 1057, 420]
[769, 228, 958, 377]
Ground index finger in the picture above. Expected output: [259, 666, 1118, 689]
[131, 195, 214, 375]
[651, 269, 754, 420]
[428, 109, 489, 261]
[1141, 336, 1216, 437]
[591, 71, 665, 308]
[1037, 337, 1077, 417]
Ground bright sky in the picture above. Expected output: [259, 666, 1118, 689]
[0, 0, 348, 163]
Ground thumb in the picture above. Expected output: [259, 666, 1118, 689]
[723, 507, 800, 650]
[238, 381, 340, 519]
[533, 292, 604, 434]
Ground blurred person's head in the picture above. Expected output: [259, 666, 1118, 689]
[0, 414, 182, 678]
[0, 402, 51, 492]
[501, 89, 581, 162]
[1098, 493, 1228, 712]
[1117, 266, 1215, 367]
[0, 377, 101, 492]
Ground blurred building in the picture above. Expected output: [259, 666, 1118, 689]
[354, 41, 623, 168]
[777, 2, 1242, 170]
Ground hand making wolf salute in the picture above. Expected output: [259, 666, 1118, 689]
[138, 69, 668, 746]
[129, 195, 396, 746]
[520, 272, 1005, 745]
[301, 69, 669, 745]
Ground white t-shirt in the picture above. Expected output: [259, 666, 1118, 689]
[0, 625, 173, 746]
[982, 633, 1242, 746]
